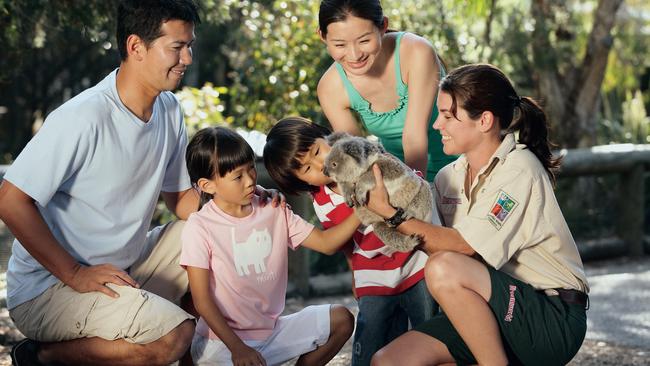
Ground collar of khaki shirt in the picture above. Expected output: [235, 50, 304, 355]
[451, 133, 520, 202]
[452, 133, 519, 176]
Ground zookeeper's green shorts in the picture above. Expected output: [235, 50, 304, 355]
[413, 266, 587, 366]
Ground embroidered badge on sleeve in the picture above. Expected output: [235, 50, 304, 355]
[487, 190, 518, 230]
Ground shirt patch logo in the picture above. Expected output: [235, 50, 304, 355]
[487, 190, 518, 230]
[441, 196, 462, 205]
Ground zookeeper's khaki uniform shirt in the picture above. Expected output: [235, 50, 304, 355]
[434, 134, 589, 292]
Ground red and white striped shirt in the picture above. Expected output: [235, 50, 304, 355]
[312, 185, 428, 297]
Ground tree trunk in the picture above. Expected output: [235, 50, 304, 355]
[531, 0, 624, 148]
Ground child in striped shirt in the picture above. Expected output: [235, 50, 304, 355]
[263, 116, 439, 366]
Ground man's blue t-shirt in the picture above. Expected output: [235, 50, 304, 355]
[4, 69, 191, 309]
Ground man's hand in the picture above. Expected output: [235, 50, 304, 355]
[231, 342, 266, 366]
[67, 263, 139, 298]
[255, 185, 286, 208]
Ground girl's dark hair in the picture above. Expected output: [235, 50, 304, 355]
[319, 0, 384, 37]
[186, 126, 256, 208]
[263, 117, 331, 195]
[117, 0, 201, 61]
[440, 63, 561, 183]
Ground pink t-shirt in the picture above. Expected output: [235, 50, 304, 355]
[180, 196, 315, 341]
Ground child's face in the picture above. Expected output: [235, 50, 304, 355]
[293, 138, 334, 187]
[210, 162, 258, 209]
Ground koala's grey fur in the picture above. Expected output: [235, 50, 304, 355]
[324, 132, 434, 252]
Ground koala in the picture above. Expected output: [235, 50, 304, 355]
[324, 132, 434, 252]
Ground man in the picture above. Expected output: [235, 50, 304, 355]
[0, 1, 201, 364]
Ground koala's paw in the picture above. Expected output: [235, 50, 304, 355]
[390, 234, 422, 252]
[355, 190, 368, 206]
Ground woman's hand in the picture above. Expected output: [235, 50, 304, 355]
[365, 164, 398, 219]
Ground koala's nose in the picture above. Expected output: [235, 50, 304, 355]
[323, 166, 330, 177]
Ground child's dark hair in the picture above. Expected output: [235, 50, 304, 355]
[186, 126, 256, 208]
[440, 63, 561, 183]
[117, 0, 201, 61]
[264, 117, 331, 195]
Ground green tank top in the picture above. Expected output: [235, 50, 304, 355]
[334, 32, 454, 181]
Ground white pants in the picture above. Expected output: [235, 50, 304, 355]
[191, 304, 331, 366]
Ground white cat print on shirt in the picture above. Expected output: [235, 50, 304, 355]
[232, 227, 272, 276]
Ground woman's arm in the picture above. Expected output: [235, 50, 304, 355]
[366, 165, 475, 256]
[300, 213, 360, 255]
[186, 267, 266, 366]
[401, 34, 442, 174]
[317, 66, 362, 136]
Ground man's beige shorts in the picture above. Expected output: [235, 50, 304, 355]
[10, 221, 194, 344]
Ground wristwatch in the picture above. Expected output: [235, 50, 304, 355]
[385, 207, 406, 228]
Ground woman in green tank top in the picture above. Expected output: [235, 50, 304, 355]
[317, 0, 455, 181]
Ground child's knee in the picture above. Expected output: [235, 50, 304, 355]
[330, 305, 354, 336]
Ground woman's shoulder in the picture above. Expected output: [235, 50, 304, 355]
[396, 32, 439, 82]
[397, 32, 436, 56]
[504, 147, 548, 181]
[317, 63, 341, 93]
[317, 63, 350, 108]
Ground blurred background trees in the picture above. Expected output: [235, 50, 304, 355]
[1, 0, 648, 164]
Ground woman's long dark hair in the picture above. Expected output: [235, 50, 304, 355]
[440, 63, 561, 183]
[185, 127, 256, 208]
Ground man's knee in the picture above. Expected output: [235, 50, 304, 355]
[147, 319, 195, 365]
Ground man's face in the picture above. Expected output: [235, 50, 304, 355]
[140, 19, 195, 92]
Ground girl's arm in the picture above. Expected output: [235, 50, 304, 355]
[366, 165, 475, 256]
[300, 213, 361, 255]
[317, 65, 362, 136]
[401, 34, 442, 174]
[186, 266, 267, 366]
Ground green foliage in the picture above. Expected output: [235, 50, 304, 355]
[176, 83, 231, 136]
[203, 0, 329, 131]
[621, 90, 650, 143]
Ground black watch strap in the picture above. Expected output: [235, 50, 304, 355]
[385, 207, 406, 228]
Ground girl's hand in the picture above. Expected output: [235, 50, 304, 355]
[231, 342, 266, 366]
[255, 185, 287, 208]
[366, 164, 397, 219]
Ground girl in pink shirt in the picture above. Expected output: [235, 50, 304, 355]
[181, 127, 355, 366]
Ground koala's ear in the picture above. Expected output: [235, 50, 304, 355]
[341, 140, 364, 165]
[362, 140, 376, 158]
[361, 139, 384, 159]
[376, 141, 387, 153]
[326, 131, 350, 146]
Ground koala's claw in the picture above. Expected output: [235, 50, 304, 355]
[344, 194, 357, 208]
[356, 192, 368, 206]
[390, 234, 422, 253]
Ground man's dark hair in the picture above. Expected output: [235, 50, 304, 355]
[117, 0, 201, 60]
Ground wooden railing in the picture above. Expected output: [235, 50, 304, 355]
[557, 144, 650, 257]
